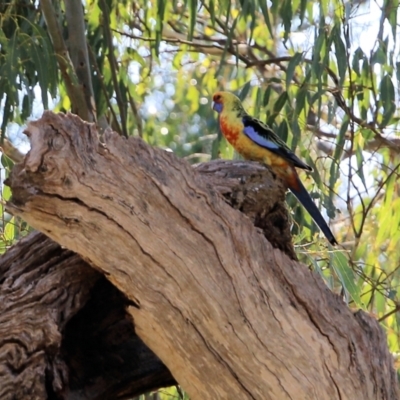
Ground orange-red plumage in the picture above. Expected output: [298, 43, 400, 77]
[220, 117, 240, 145]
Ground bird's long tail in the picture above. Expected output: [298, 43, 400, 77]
[288, 175, 337, 245]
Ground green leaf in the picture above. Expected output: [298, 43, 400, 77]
[371, 44, 387, 65]
[299, 0, 307, 25]
[380, 74, 395, 127]
[291, 118, 300, 150]
[307, 156, 318, 179]
[352, 47, 364, 75]
[30, 37, 50, 109]
[1, 183, 12, 202]
[375, 289, 386, 317]
[1, 96, 11, 134]
[6, 32, 19, 90]
[331, 251, 364, 308]
[277, 120, 288, 143]
[355, 144, 367, 190]
[386, 0, 398, 44]
[258, 0, 273, 37]
[295, 85, 307, 116]
[4, 216, 15, 243]
[255, 87, 263, 112]
[215, 8, 238, 77]
[21, 93, 31, 121]
[286, 52, 303, 89]
[280, 0, 292, 41]
[312, 33, 325, 77]
[267, 91, 288, 125]
[156, 0, 167, 55]
[263, 86, 273, 107]
[273, 91, 289, 115]
[332, 24, 347, 85]
[239, 0, 256, 41]
[188, 0, 198, 41]
[209, 0, 215, 25]
[239, 81, 251, 101]
[329, 116, 348, 191]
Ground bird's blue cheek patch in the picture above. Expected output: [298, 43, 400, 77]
[213, 102, 223, 113]
[243, 124, 279, 149]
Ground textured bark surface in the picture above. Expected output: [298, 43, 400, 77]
[3, 111, 398, 399]
[195, 161, 296, 259]
[0, 232, 97, 399]
[0, 231, 175, 400]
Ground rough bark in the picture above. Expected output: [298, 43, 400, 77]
[3, 111, 398, 399]
[0, 138, 293, 399]
[0, 231, 175, 399]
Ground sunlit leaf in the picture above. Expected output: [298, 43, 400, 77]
[280, 0, 293, 41]
[355, 144, 367, 190]
[379, 74, 395, 127]
[267, 91, 288, 125]
[286, 52, 303, 89]
[4, 217, 15, 243]
[331, 251, 364, 308]
[239, 81, 251, 101]
[188, 0, 198, 41]
[258, 0, 273, 36]
[332, 23, 347, 85]
[329, 116, 348, 190]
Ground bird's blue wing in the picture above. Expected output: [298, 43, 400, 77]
[242, 124, 280, 150]
[242, 116, 312, 171]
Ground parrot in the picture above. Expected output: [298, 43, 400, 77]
[212, 91, 337, 245]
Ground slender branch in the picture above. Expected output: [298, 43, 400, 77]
[40, 0, 91, 121]
[0, 137, 25, 164]
[115, 29, 228, 54]
[64, 0, 97, 123]
[378, 303, 400, 322]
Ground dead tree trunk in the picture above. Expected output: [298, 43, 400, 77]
[3, 111, 398, 399]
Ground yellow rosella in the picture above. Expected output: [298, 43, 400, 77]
[212, 91, 337, 245]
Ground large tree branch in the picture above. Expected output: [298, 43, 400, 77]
[0, 231, 175, 399]
[0, 151, 292, 398]
[4, 112, 398, 399]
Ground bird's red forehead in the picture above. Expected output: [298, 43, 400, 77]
[213, 92, 223, 102]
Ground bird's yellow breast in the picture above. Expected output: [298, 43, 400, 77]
[219, 115, 288, 168]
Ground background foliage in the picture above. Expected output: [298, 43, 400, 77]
[1, 0, 400, 392]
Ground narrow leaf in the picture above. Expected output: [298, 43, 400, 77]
[239, 82, 251, 101]
[188, 0, 198, 41]
[286, 52, 303, 89]
[331, 251, 364, 308]
[258, 0, 273, 37]
[333, 24, 347, 85]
